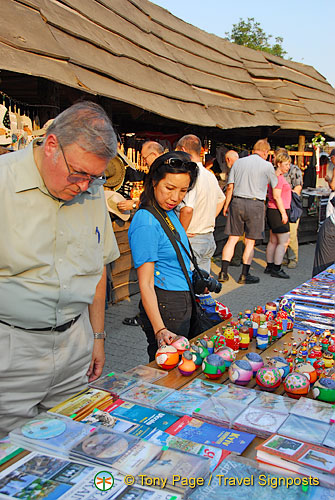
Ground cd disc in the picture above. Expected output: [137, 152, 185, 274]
[21, 418, 66, 440]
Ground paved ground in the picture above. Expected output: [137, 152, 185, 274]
[103, 242, 316, 374]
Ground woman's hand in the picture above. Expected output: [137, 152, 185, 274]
[281, 212, 288, 224]
[156, 328, 177, 348]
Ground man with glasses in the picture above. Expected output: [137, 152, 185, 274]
[0, 101, 120, 436]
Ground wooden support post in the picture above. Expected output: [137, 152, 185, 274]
[298, 134, 305, 169]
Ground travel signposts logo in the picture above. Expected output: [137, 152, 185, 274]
[94, 471, 114, 491]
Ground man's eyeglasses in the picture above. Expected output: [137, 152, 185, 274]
[142, 151, 155, 162]
[58, 141, 106, 186]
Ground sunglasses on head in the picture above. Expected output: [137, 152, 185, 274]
[162, 158, 196, 169]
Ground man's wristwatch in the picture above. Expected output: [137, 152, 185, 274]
[132, 202, 137, 209]
[93, 331, 106, 340]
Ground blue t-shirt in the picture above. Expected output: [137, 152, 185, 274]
[128, 209, 192, 291]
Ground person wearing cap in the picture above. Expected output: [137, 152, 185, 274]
[0, 101, 120, 437]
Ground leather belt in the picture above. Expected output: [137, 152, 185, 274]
[234, 195, 264, 202]
[0, 314, 81, 332]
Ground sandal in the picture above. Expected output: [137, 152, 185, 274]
[122, 316, 140, 326]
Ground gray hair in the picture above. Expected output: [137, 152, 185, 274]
[45, 101, 117, 159]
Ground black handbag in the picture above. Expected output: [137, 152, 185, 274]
[289, 191, 303, 223]
[144, 205, 221, 338]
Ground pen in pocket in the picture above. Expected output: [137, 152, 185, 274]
[95, 226, 100, 243]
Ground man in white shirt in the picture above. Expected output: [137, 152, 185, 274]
[176, 135, 225, 273]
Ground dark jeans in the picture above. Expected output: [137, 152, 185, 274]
[139, 287, 192, 362]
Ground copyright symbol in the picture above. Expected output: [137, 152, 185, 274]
[124, 475, 135, 486]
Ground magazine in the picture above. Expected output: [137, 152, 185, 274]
[323, 425, 335, 448]
[195, 397, 245, 427]
[166, 416, 255, 454]
[48, 387, 113, 420]
[289, 397, 335, 424]
[106, 399, 180, 431]
[233, 407, 288, 439]
[250, 392, 296, 414]
[211, 383, 257, 405]
[0, 452, 126, 499]
[278, 414, 330, 446]
[121, 382, 175, 408]
[89, 372, 138, 398]
[115, 485, 182, 499]
[124, 365, 168, 383]
[81, 408, 140, 433]
[0, 437, 24, 466]
[156, 391, 207, 416]
[179, 378, 224, 398]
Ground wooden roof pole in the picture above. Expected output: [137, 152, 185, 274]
[298, 134, 305, 169]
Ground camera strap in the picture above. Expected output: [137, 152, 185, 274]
[143, 205, 200, 305]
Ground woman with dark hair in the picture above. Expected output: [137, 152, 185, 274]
[128, 151, 198, 361]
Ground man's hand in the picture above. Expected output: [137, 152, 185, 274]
[86, 339, 105, 382]
[117, 200, 133, 212]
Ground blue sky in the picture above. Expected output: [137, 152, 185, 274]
[153, 0, 335, 87]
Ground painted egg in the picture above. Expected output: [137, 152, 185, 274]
[312, 378, 335, 403]
[243, 352, 264, 376]
[296, 362, 317, 384]
[202, 354, 225, 379]
[270, 356, 290, 378]
[228, 359, 253, 386]
[155, 345, 179, 370]
[171, 335, 189, 355]
[283, 372, 310, 399]
[256, 366, 282, 391]
[178, 351, 196, 376]
[215, 346, 236, 367]
[189, 345, 203, 366]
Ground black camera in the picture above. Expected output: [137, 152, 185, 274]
[192, 268, 222, 295]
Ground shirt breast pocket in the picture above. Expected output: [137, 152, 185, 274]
[70, 226, 104, 276]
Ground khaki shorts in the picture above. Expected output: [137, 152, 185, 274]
[225, 197, 265, 240]
[0, 309, 93, 437]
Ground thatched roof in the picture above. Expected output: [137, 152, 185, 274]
[2, 0, 335, 137]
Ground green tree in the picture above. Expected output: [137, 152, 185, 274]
[225, 17, 287, 58]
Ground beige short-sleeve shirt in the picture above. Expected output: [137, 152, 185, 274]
[0, 142, 120, 329]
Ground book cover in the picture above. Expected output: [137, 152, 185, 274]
[167, 416, 255, 454]
[88, 371, 138, 397]
[195, 398, 245, 427]
[124, 365, 168, 383]
[48, 387, 112, 420]
[107, 399, 180, 431]
[250, 392, 296, 414]
[233, 407, 288, 439]
[81, 408, 139, 433]
[0, 437, 24, 466]
[179, 378, 224, 398]
[115, 485, 182, 499]
[121, 381, 175, 408]
[128, 425, 228, 472]
[139, 447, 210, 495]
[289, 397, 335, 424]
[156, 391, 207, 417]
[0, 452, 128, 500]
[256, 434, 335, 474]
[211, 383, 257, 405]
[278, 414, 330, 446]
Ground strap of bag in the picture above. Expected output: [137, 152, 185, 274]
[143, 205, 199, 306]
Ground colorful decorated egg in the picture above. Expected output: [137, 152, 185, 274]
[155, 345, 179, 370]
[195, 339, 210, 359]
[270, 356, 290, 378]
[171, 335, 190, 355]
[202, 354, 225, 379]
[312, 378, 335, 403]
[242, 352, 264, 376]
[228, 360, 253, 386]
[295, 362, 317, 384]
[178, 351, 196, 376]
[256, 366, 282, 391]
[215, 346, 236, 367]
[283, 372, 310, 399]
[189, 345, 203, 366]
